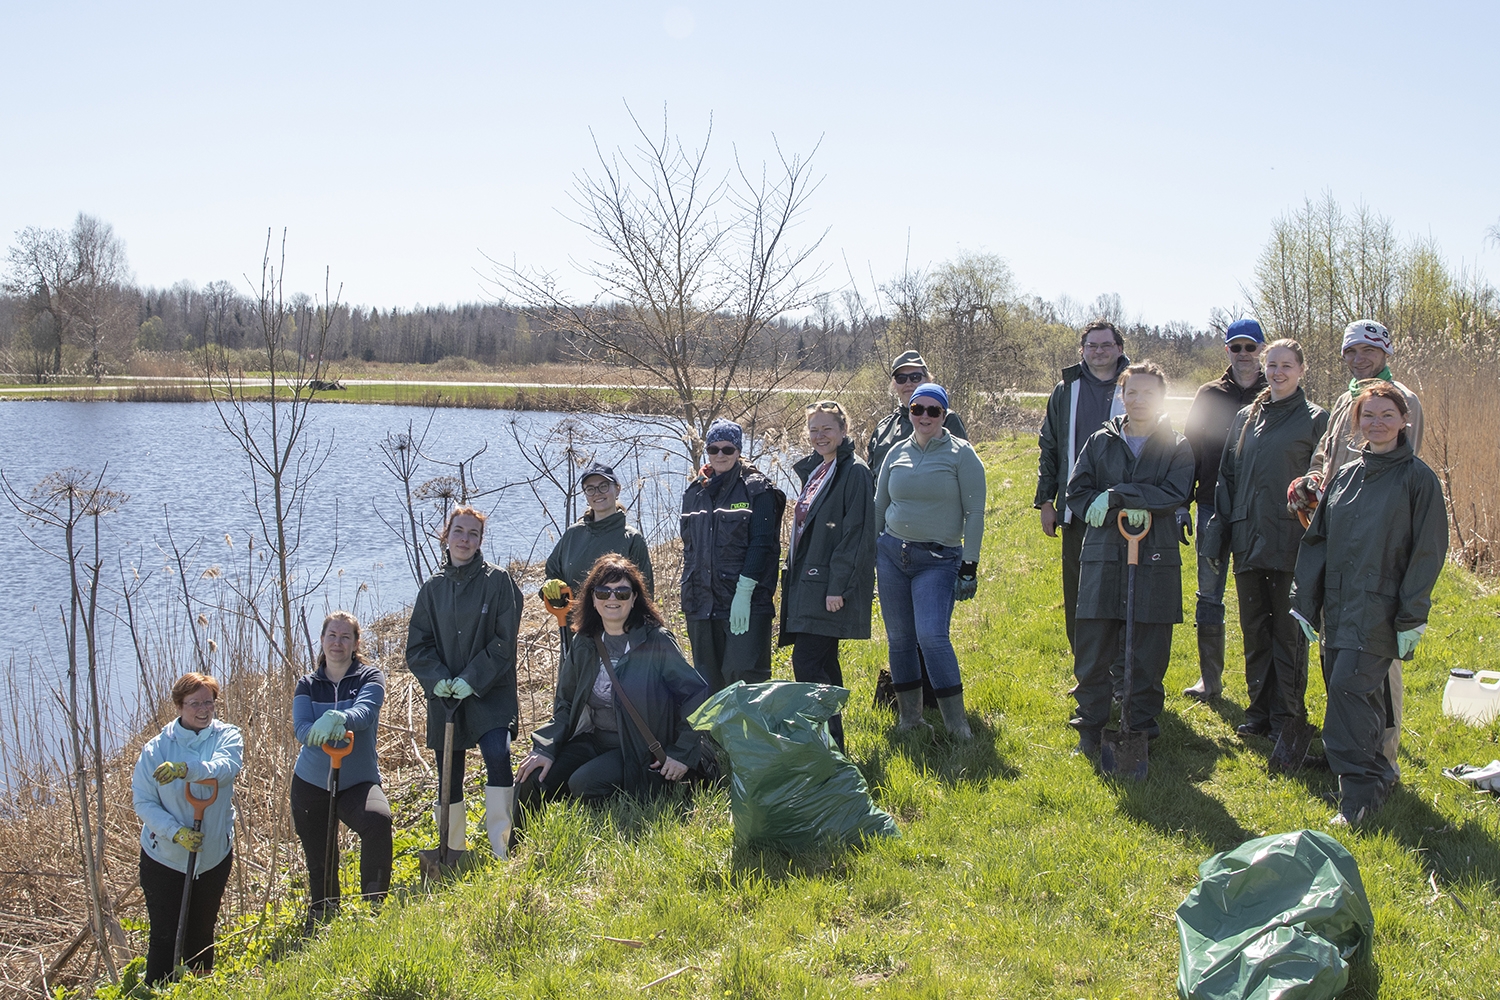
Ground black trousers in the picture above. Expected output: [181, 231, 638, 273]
[687, 615, 773, 690]
[1236, 568, 1307, 734]
[1060, 519, 1084, 652]
[290, 775, 393, 911]
[517, 729, 632, 806]
[788, 631, 845, 751]
[1324, 647, 1399, 813]
[140, 848, 232, 985]
[1072, 618, 1173, 738]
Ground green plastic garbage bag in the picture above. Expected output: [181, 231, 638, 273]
[688, 681, 898, 849]
[1176, 829, 1374, 1000]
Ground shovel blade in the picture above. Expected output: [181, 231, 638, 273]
[418, 847, 467, 881]
[1100, 729, 1149, 781]
[1269, 718, 1316, 773]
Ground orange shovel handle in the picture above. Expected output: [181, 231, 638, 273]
[1116, 510, 1152, 566]
[184, 777, 218, 822]
[322, 731, 355, 768]
[542, 586, 573, 629]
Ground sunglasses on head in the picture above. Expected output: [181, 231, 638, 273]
[592, 585, 635, 601]
[892, 371, 928, 384]
[909, 404, 945, 418]
[1228, 342, 1260, 354]
[705, 444, 738, 456]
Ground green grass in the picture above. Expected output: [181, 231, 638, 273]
[156, 435, 1499, 999]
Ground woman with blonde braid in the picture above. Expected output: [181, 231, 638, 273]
[1202, 340, 1328, 742]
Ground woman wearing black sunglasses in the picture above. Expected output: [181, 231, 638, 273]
[516, 555, 709, 801]
[679, 418, 787, 691]
[867, 350, 969, 477]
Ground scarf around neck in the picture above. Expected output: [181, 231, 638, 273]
[1349, 365, 1393, 397]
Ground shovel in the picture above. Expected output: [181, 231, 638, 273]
[319, 731, 355, 910]
[541, 584, 573, 630]
[172, 776, 219, 974]
[1101, 510, 1151, 782]
[419, 697, 463, 879]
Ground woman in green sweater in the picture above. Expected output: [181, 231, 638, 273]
[874, 383, 986, 738]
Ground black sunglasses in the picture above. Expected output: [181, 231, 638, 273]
[705, 445, 738, 456]
[892, 371, 928, 384]
[909, 404, 945, 418]
[592, 586, 635, 601]
[1228, 342, 1260, 354]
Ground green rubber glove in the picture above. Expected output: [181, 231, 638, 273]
[541, 578, 567, 601]
[307, 709, 348, 746]
[1298, 619, 1318, 644]
[172, 827, 204, 852]
[1124, 508, 1149, 529]
[448, 677, 475, 700]
[432, 678, 453, 698]
[729, 575, 757, 635]
[1084, 492, 1111, 528]
[1397, 628, 1422, 658]
[153, 761, 187, 785]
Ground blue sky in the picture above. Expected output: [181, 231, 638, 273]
[2, 1, 1495, 327]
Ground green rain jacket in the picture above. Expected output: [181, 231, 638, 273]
[1291, 441, 1448, 660]
[529, 623, 710, 795]
[778, 439, 877, 642]
[406, 551, 523, 749]
[1202, 388, 1329, 571]
[544, 506, 655, 596]
[867, 405, 967, 478]
[1064, 415, 1196, 623]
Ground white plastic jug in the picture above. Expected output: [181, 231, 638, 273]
[1443, 668, 1500, 726]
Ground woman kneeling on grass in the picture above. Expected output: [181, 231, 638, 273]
[132, 673, 242, 985]
[1291, 383, 1447, 827]
[516, 555, 710, 802]
[291, 611, 391, 929]
[1064, 361, 1195, 756]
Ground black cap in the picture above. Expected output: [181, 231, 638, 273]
[890, 349, 928, 375]
[578, 461, 620, 486]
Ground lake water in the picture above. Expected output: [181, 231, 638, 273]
[0, 400, 699, 743]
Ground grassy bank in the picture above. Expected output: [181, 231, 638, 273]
[139, 435, 1500, 1000]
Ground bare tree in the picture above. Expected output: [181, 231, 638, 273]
[488, 107, 828, 465]
[205, 230, 339, 673]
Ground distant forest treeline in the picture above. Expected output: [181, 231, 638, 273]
[0, 216, 1229, 392]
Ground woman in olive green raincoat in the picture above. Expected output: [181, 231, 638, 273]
[1291, 383, 1447, 826]
[1064, 362, 1195, 754]
[406, 505, 523, 858]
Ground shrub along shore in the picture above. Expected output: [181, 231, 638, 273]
[116, 435, 1499, 1000]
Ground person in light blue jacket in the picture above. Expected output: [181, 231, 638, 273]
[131, 673, 243, 985]
[291, 610, 390, 927]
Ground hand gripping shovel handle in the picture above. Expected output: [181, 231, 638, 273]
[173, 777, 219, 973]
[541, 586, 573, 630]
[321, 732, 354, 905]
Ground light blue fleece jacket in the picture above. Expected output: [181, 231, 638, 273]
[131, 718, 242, 876]
[875, 430, 987, 562]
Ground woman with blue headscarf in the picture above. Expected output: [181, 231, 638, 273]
[679, 418, 787, 690]
[874, 383, 987, 738]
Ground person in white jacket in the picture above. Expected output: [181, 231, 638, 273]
[131, 673, 243, 984]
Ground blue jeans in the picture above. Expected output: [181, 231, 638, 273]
[876, 532, 963, 696]
[1195, 505, 1228, 627]
[434, 725, 514, 795]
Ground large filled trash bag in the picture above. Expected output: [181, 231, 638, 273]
[688, 681, 899, 849]
[1176, 829, 1374, 1000]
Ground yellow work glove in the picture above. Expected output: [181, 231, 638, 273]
[541, 578, 568, 602]
[153, 761, 188, 785]
[172, 827, 204, 852]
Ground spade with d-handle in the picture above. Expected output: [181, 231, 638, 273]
[172, 777, 219, 974]
[1270, 500, 1320, 772]
[1101, 510, 1151, 781]
[320, 731, 355, 908]
[419, 697, 463, 879]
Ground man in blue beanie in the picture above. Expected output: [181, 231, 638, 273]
[1182, 318, 1268, 702]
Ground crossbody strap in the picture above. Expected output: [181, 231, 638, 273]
[592, 635, 667, 765]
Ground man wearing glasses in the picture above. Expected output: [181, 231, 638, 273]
[1182, 319, 1269, 701]
[867, 351, 968, 477]
[1034, 320, 1130, 652]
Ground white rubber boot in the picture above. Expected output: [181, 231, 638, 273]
[434, 801, 467, 851]
[484, 785, 515, 860]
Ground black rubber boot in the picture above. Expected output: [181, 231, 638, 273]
[1183, 624, 1225, 700]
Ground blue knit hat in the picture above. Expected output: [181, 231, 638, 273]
[705, 418, 743, 451]
[908, 383, 949, 409]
